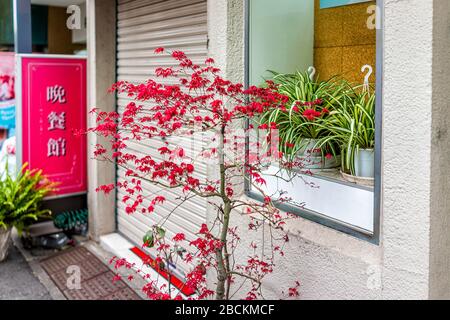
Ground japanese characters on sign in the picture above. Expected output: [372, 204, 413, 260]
[20, 57, 87, 196]
[46, 86, 67, 157]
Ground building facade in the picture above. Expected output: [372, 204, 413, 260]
[3, 0, 450, 299]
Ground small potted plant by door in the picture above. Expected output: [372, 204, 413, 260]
[0, 165, 56, 262]
[259, 70, 345, 170]
[316, 87, 376, 186]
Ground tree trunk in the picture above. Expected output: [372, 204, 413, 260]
[215, 126, 230, 300]
[215, 202, 230, 300]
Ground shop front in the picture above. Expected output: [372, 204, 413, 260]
[93, 0, 384, 299]
[0, 0, 88, 241]
[2, 0, 450, 300]
[91, 0, 450, 299]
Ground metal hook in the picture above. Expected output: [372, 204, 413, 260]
[361, 65, 373, 92]
[308, 66, 316, 81]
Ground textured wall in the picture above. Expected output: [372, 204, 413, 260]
[314, 0, 376, 84]
[230, 212, 382, 300]
[87, 0, 117, 240]
[207, 0, 245, 83]
[382, 0, 434, 300]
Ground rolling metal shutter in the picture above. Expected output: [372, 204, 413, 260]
[116, 0, 208, 276]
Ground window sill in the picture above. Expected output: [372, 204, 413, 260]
[247, 164, 377, 243]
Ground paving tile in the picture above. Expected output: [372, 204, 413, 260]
[40, 246, 141, 300]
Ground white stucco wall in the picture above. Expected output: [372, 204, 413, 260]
[382, 0, 450, 300]
[207, 0, 450, 300]
[382, 0, 434, 300]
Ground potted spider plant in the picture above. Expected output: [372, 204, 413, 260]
[315, 86, 376, 184]
[0, 164, 57, 262]
[260, 70, 345, 170]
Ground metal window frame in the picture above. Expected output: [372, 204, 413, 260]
[244, 0, 383, 244]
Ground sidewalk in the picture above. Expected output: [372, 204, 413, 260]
[0, 233, 148, 300]
[39, 246, 141, 300]
[0, 245, 52, 300]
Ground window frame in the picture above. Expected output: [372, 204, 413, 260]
[243, 0, 383, 244]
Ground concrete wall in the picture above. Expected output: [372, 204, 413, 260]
[86, 0, 117, 241]
[382, 0, 450, 300]
[381, 0, 434, 300]
[207, 0, 245, 84]
[429, 0, 450, 300]
[207, 0, 450, 299]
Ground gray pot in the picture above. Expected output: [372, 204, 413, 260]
[354, 148, 375, 178]
[296, 139, 321, 157]
[0, 227, 12, 262]
[296, 139, 340, 170]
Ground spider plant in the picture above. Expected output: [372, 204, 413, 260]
[259, 70, 346, 163]
[314, 86, 376, 176]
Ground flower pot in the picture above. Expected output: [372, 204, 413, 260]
[296, 139, 322, 157]
[354, 148, 375, 178]
[340, 170, 374, 187]
[296, 139, 340, 170]
[0, 227, 12, 262]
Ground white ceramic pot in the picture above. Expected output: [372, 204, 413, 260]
[354, 148, 375, 178]
[0, 227, 12, 262]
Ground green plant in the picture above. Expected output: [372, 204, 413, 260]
[0, 164, 57, 234]
[259, 70, 346, 161]
[315, 86, 376, 175]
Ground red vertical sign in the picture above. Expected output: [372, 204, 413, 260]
[20, 56, 87, 196]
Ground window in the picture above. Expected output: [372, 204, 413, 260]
[245, 0, 382, 243]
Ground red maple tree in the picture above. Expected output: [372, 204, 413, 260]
[90, 48, 301, 300]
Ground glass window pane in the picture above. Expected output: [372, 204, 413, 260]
[247, 0, 380, 242]
[249, 0, 315, 86]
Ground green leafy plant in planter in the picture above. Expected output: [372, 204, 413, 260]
[314, 86, 376, 181]
[0, 164, 57, 262]
[259, 70, 346, 169]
